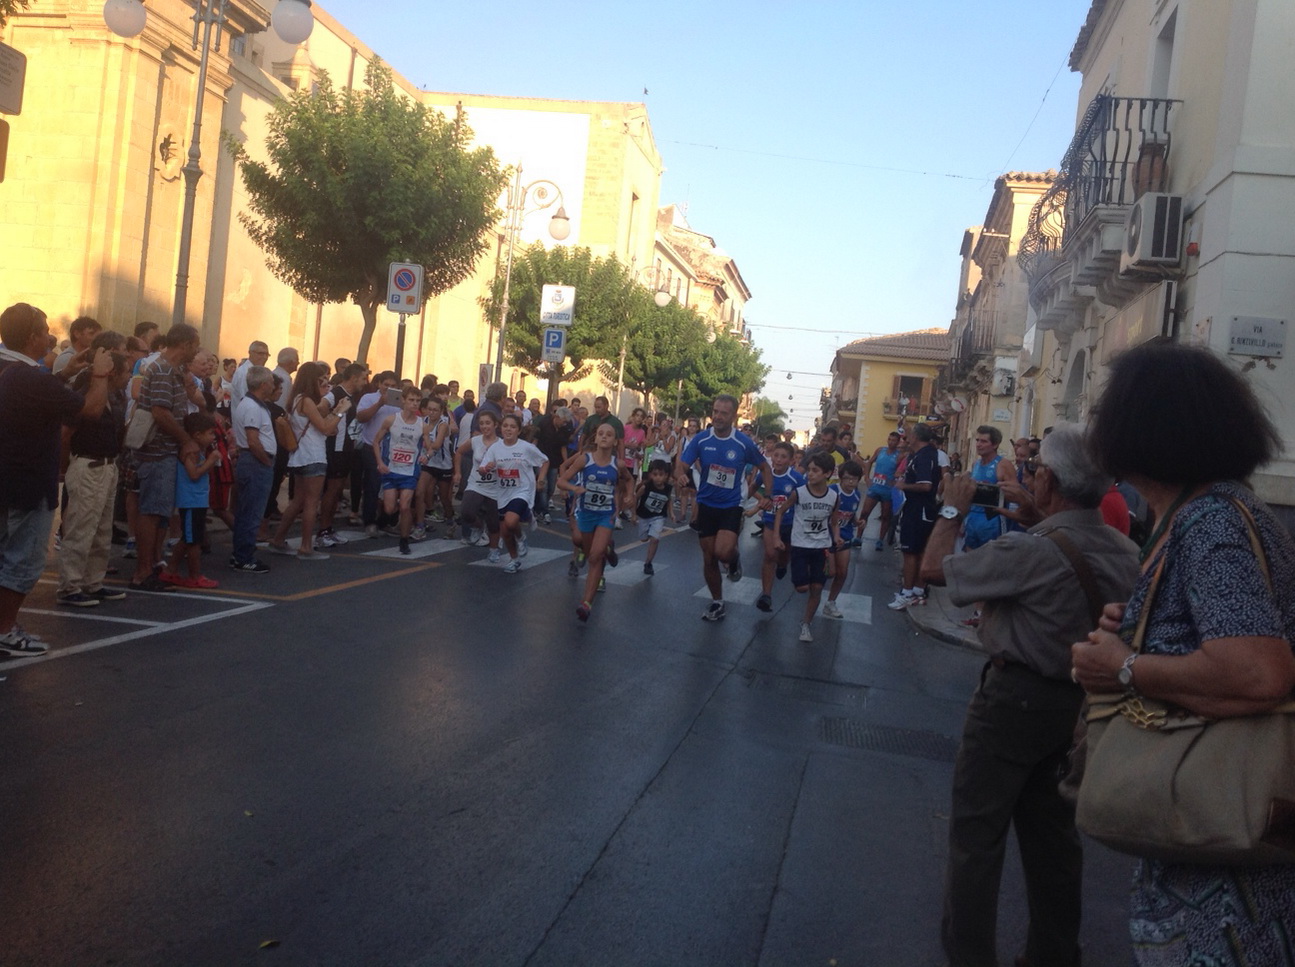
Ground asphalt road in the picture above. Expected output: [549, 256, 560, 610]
[0, 515, 1137, 966]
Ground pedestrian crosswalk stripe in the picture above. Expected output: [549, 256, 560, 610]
[468, 548, 569, 569]
[692, 580, 872, 623]
[363, 538, 468, 559]
[602, 563, 668, 586]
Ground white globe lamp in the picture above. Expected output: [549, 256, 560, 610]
[103, 0, 147, 38]
[654, 290, 671, 308]
[547, 207, 571, 242]
[271, 0, 315, 45]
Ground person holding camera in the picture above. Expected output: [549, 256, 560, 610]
[919, 423, 1139, 967]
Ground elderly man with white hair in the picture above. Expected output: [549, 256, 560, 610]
[919, 423, 1140, 967]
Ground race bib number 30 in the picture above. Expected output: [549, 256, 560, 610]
[707, 464, 738, 489]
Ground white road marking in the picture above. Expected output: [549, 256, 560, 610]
[468, 548, 568, 569]
[1, 601, 274, 670]
[602, 563, 668, 586]
[362, 538, 468, 560]
[19, 609, 163, 627]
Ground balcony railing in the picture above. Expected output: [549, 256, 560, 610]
[1019, 95, 1178, 282]
[949, 309, 997, 380]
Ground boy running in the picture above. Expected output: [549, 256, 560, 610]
[773, 451, 841, 643]
[373, 387, 424, 554]
[755, 441, 804, 612]
[823, 460, 864, 618]
[478, 413, 548, 572]
[634, 459, 673, 575]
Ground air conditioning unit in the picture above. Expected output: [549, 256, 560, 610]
[1120, 192, 1185, 275]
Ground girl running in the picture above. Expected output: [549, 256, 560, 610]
[416, 396, 455, 538]
[478, 413, 548, 572]
[453, 409, 501, 556]
[558, 422, 621, 621]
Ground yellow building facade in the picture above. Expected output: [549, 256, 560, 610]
[0, 0, 662, 401]
[825, 329, 949, 451]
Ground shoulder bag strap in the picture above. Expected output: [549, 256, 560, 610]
[1041, 529, 1105, 630]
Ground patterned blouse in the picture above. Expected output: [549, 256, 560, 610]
[1120, 482, 1295, 965]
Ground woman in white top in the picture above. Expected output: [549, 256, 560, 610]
[268, 362, 349, 559]
[416, 396, 455, 537]
[453, 409, 502, 553]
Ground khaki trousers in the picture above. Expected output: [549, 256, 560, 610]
[58, 456, 119, 594]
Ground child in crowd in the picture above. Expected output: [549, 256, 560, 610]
[755, 441, 803, 613]
[823, 460, 863, 619]
[558, 422, 621, 622]
[160, 412, 221, 588]
[478, 413, 548, 573]
[772, 451, 841, 643]
[635, 459, 672, 575]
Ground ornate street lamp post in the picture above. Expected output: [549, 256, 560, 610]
[493, 163, 570, 382]
[103, 0, 315, 327]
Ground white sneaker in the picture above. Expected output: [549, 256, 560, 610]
[487, 548, 501, 564]
[503, 559, 522, 574]
[411, 524, 427, 541]
[474, 531, 490, 547]
[799, 623, 814, 643]
[822, 600, 844, 619]
[518, 538, 528, 557]
[888, 591, 917, 611]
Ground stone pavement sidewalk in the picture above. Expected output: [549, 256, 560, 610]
[905, 585, 984, 652]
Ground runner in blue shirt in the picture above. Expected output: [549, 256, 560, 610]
[675, 394, 771, 621]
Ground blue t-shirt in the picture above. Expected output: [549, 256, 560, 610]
[681, 427, 766, 509]
[764, 469, 805, 526]
[175, 453, 211, 510]
[833, 484, 862, 541]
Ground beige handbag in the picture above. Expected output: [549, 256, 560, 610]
[1076, 496, 1295, 866]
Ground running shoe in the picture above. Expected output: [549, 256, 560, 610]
[576, 601, 591, 622]
[727, 557, 742, 582]
[185, 575, 220, 589]
[488, 548, 501, 564]
[314, 532, 336, 550]
[399, 537, 411, 555]
[88, 587, 127, 602]
[597, 577, 606, 593]
[567, 560, 580, 578]
[411, 524, 427, 541]
[503, 559, 522, 574]
[518, 538, 528, 558]
[755, 593, 772, 612]
[614, 516, 623, 530]
[0, 628, 49, 656]
[228, 558, 270, 574]
[577, 552, 587, 569]
[605, 543, 618, 568]
[887, 591, 924, 611]
[128, 575, 175, 593]
[474, 532, 490, 547]
[701, 600, 726, 621]
[643, 562, 654, 576]
[56, 591, 100, 608]
[542, 513, 551, 525]
[428, 510, 445, 523]
[799, 623, 814, 643]
[122, 538, 137, 559]
[822, 600, 844, 619]
[328, 530, 349, 545]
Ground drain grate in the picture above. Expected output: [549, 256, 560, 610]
[742, 671, 866, 707]
[819, 717, 959, 763]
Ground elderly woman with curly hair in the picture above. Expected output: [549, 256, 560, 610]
[1072, 340, 1295, 964]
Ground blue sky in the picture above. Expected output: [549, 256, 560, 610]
[315, 0, 1093, 431]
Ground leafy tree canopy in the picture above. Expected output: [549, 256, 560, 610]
[675, 335, 770, 420]
[0, 1, 30, 29]
[226, 59, 507, 363]
[481, 244, 635, 389]
[748, 396, 788, 436]
[597, 290, 709, 403]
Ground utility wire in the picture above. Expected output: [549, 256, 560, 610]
[995, 55, 1069, 176]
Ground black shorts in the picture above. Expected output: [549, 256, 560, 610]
[325, 447, 353, 481]
[178, 507, 207, 546]
[898, 503, 937, 553]
[789, 545, 827, 588]
[421, 465, 453, 480]
[695, 503, 743, 538]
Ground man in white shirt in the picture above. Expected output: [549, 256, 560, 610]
[229, 366, 277, 573]
[229, 341, 270, 411]
[272, 347, 299, 409]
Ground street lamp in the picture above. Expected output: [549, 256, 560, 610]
[103, 0, 315, 326]
[493, 163, 570, 382]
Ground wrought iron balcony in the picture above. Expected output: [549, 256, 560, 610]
[1019, 95, 1178, 284]
[949, 309, 997, 380]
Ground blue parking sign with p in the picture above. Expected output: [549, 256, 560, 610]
[542, 327, 566, 363]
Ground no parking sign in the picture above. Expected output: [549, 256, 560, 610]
[386, 262, 424, 313]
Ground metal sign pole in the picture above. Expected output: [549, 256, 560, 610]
[394, 313, 408, 380]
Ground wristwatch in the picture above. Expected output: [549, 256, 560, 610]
[1117, 653, 1139, 696]
[939, 505, 963, 521]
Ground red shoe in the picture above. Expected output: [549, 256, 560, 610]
[187, 575, 220, 589]
[157, 571, 186, 585]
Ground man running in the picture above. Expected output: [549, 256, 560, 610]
[676, 394, 771, 621]
[859, 430, 903, 551]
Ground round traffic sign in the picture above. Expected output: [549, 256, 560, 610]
[393, 268, 417, 291]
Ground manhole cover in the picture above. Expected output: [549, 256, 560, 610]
[819, 717, 958, 763]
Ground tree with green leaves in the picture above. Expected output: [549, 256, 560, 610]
[480, 243, 635, 399]
[597, 293, 709, 407]
[675, 334, 771, 420]
[0, 1, 30, 29]
[748, 396, 788, 437]
[226, 60, 507, 364]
